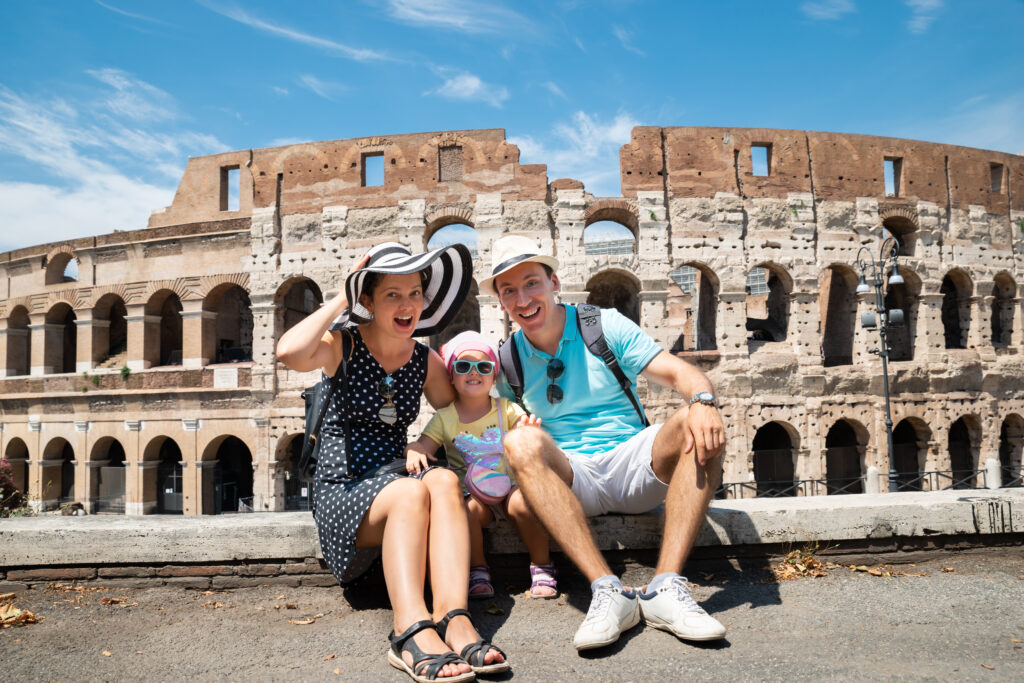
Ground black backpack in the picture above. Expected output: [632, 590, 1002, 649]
[497, 303, 649, 427]
[298, 330, 354, 480]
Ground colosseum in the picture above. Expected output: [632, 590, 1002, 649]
[1, 126, 1022, 515]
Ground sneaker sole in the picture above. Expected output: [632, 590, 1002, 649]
[644, 618, 726, 642]
[573, 609, 641, 651]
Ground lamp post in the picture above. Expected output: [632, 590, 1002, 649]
[855, 238, 903, 493]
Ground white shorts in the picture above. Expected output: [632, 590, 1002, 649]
[567, 424, 668, 517]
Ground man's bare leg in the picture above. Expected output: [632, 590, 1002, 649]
[504, 425, 611, 583]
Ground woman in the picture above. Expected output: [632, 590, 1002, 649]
[276, 242, 507, 682]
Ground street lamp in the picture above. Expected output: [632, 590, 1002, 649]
[855, 237, 903, 493]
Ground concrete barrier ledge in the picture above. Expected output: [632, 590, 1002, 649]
[1, 489, 1021, 568]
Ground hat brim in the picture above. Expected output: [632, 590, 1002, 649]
[478, 253, 560, 297]
[345, 243, 473, 337]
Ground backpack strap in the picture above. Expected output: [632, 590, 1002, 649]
[575, 304, 650, 428]
[498, 334, 526, 409]
[298, 328, 354, 479]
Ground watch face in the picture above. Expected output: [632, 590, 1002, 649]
[696, 392, 714, 402]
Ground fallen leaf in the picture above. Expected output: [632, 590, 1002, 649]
[941, 567, 955, 573]
[285, 603, 297, 610]
[0, 593, 15, 604]
[200, 601, 224, 609]
[100, 597, 128, 605]
[868, 568, 883, 577]
[333, 668, 341, 675]
[324, 654, 336, 660]
[982, 664, 994, 670]
[276, 595, 286, 600]
[102, 651, 112, 657]
[136, 651, 143, 655]
[289, 614, 323, 625]
[274, 604, 282, 610]
[702, 573, 715, 581]
[486, 603, 504, 615]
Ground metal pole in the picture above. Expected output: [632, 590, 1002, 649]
[874, 275, 898, 492]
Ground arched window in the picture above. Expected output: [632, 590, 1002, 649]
[214, 436, 253, 513]
[44, 303, 77, 374]
[884, 267, 921, 362]
[824, 420, 865, 494]
[93, 294, 128, 367]
[205, 285, 253, 364]
[668, 263, 718, 353]
[45, 252, 78, 285]
[92, 438, 126, 514]
[947, 417, 980, 489]
[154, 437, 184, 515]
[4, 437, 30, 496]
[584, 220, 636, 256]
[746, 265, 791, 344]
[5, 306, 31, 376]
[752, 422, 796, 497]
[277, 278, 323, 335]
[427, 223, 478, 258]
[145, 290, 183, 367]
[999, 414, 1023, 488]
[940, 269, 973, 350]
[585, 269, 641, 324]
[43, 437, 76, 508]
[820, 266, 858, 367]
[882, 216, 917, 258]
[892, 418, 929, 491]
[991, 274, 1016, 349]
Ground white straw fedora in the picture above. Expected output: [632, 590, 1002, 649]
[335, 241, 473, 337]
[478, 234, 559, 296]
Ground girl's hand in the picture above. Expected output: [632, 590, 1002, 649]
[515, 414, 543, 429]
[405, 443, 436, 475]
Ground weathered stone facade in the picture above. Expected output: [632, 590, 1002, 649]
[1, 127, 1022, 514]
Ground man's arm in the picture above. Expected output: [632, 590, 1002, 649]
[641, 351, 725, 465]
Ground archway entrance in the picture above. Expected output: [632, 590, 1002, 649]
[752, 422, 796, 497]
[93, 439, 126, 514]
[824, 420, 864, 494]
[585, 270, 640, 324]
[214, 437, 253, 513]
[282, 435, 312, 511]
[892, 419, 927, 491]
[947, 417, 978, 489]
[999, 415, 1023, 488]
[156, 438, 184, 514]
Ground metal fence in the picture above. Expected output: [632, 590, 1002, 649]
[716, 469, 992, 499]
[892, 469, 987, 492]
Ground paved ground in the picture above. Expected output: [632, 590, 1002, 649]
[2, 548, 1022, 682]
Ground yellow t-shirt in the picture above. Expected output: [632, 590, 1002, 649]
[422, 397, 526, 491]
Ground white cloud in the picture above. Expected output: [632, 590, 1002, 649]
[385, 0, 530, 34]
[425, 71, 509, 108]
[509, 111, 639, 197]
[895, 91, 1024, 156]
[800, 0, 856, 20]
[905, 0, 943, 34]
[271, 86, 290, 96]
[612, 26, 644, 56]
[86, 68, 177, 121]
[298, 74, 347, 101]
[94, 1, 171, 25]
[200, 1, 395, 62]
[542, 81, 567, 99]
[0, 77, 227, 252]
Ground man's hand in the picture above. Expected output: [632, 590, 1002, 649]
[683, 403, 725, 466]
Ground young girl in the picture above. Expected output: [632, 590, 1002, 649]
[406, 331, 558, 600]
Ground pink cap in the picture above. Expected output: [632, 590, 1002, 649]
[440, 331, 499, 373]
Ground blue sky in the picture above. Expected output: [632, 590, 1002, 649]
[0, 0, 1021, 252]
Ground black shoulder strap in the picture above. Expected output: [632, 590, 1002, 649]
[498, 333, 525, 408]
[575, 304, 649, 427]
[299, 329, 353, 476]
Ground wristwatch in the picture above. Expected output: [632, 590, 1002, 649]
[689, 392, 718, 408]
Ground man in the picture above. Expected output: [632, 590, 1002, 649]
[480, 234, 727, 651]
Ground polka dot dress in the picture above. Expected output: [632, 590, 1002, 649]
[313, 328, 428, 584]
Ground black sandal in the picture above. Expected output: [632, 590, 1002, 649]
[437, 609, 511, 676]
[387, 619, 476, 683]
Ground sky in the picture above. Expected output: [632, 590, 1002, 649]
[0, 0, 1022, 252]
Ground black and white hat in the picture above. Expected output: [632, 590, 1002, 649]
[340, 241, 473, 337]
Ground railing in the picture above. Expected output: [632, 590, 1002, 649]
[715, 470, 996, 499]
[237, 496, 255, 513]
[1000, 469, 1022, 488]
[893, 469, 987, 492]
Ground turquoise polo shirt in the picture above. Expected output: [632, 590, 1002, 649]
[498, 305, 662, 457]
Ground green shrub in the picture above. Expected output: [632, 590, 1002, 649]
[0, 459, 27, 517]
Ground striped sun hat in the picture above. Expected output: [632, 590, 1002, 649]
[341, 242, 473, 337]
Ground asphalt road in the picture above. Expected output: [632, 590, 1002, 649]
[2, 548, 1022, 682]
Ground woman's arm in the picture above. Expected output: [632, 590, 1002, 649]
[422, 348, 456, 409]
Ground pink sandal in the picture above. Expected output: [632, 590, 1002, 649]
[529, 563, 558, 599]
[469, 565, 494, 600]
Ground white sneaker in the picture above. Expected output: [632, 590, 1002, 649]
[639, 576, 726, 641]
[573, 581, 641, 651]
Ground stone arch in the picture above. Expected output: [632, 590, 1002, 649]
[145, 289, 183, 367]
[144, 435, 184, 515]
[752, 421, 799, 497]
[44, 245, 79, 285]
[276, 433, 311, 511]
[42, 436, 76, 507]
[824, 418, 868, 494]
[93, 293, 128, 366]
[892, 417, 930, 491]
[5, 304, 31, 376]
[940, 268, 973, 350]
[585, 268, 641, 324]
[275, 277, 323, 337]
[991, 272, 1016, 349]
[746, 263, 792, 343]
[820, 265, 859, 367]
[584, 199, 639, 238]
[90, 436, 126, 514]
[203, 435, 254, 514]
[998, 413, 1024, 488]
[4, 437, 30, 495]
[880, 208, 919, 257]
[668, 262, 719, 352]
[424, 207, 474, 243]
[947, 415, 981, 489]
[204, 283, 253, 363]
[44, 301, 77, 374]
[885, 266, 922, 362]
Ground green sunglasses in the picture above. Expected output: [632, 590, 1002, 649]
[453, 360, 495, 375]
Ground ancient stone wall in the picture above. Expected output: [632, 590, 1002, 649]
[1, 127, 1022, 515]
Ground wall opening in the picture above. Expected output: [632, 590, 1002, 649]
[4, 437, 30, 495]
[584, 220, 636, 256]
[92, 438, 126, 514]
[438, 145, 463, 182]
[884, 157, 902, 197]
[278, 279, 323, 335]
[145, 290, 183, 366]
[585, 269, 641, 324]
[824, 420, 864, 494]
[999, 414, 1023, 488]
[94, 294, 128, 366]
[820, 266, 857, 367]
[362, 152, 384, 187]
[746, 265, 791, 344]
[947, 417, 979, 489]
[427, 223, 478, 257]
[940, 269, 972, 350]
[752, 422, 796, 497]
[893, 419, 928, 491]
[43, 438, 76, 508]
[6, 305, 31, 376]
[220, 166, 240, 212]
[882, 216, 918, 257]
[751, 144, 771, 177]
[214, 436, 253, 514]
[282, 435, 311, 511]
[991, 274, 1016, 349]
[990, 163, 1004, 194]
[206, 285, 253, 363]
[44, 302, 77, 374]
[668, 263, 718, 352]
[884, 267, 920, 362]
[156, 438, 184, 515]
[45, 252, 78, 285]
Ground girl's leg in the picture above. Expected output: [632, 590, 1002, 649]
[506, 487, 551, 566]
[420, 468, 504, 667]
[355, 477, 469, 679]
[465, 496, 494, 568]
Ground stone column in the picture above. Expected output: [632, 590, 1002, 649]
[250, 417, 275, 511]
[196, 460, 218, 515]
[125, 304, 150, 372]
[0, 320, 8, 378]
[918, 293, 946, 362]
[474, 193, 506, 341]
[249, 298, 276, 394]
[922, 439, 941, 491]
[181, 301, 215, 368]
[717, 291, 747, 358]
[74, 420, 91, 509]
[27, 417, 43, 510]
[75, 309, 100, 372]
[854, 291, 875, 360]
[123, 419, 145, 515]
[966, 295, 986, 353]
[792, 290, 822, 368]
[1013, 298, 1024, 351]
[180, 418, 201, 514]
[639, 289, 669, 350]
[29, 313, 49, 375]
